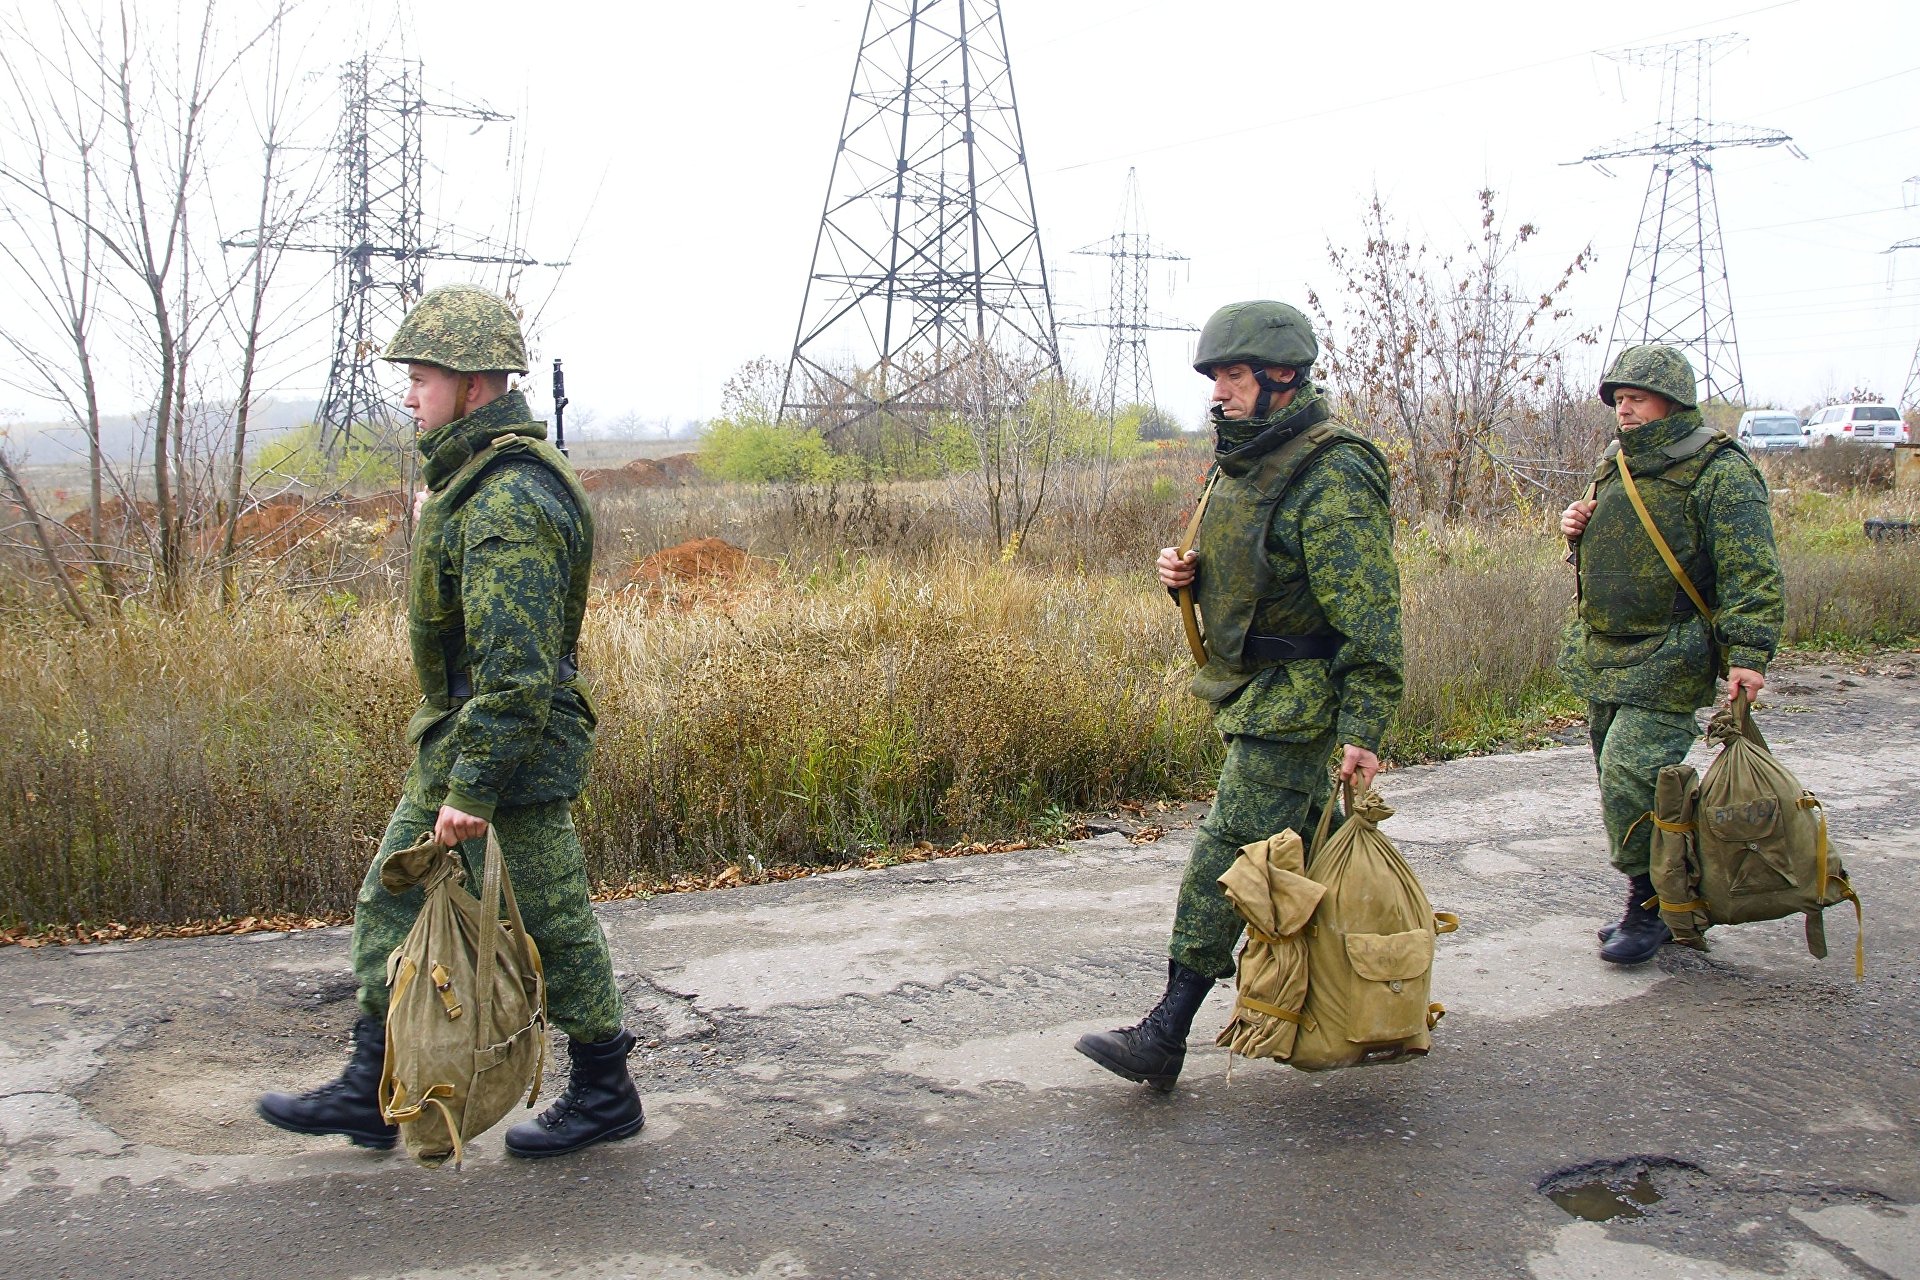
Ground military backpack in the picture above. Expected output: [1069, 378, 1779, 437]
[377, 830, 548, 1167]
[1216, 782, 1457, 1071]
[1649, 695, 1864, 975]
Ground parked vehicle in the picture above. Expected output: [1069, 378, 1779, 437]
[1805, 402, 1909, 448]
[1736, 410, 1808, 453]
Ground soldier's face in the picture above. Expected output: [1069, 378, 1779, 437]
[403, 363, 467, 433]
[1612, 387, 1673, 429]
[1209, 364, 1292, 420]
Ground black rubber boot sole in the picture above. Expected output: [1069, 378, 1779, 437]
[504, 1112, 645, 1160]
[1073, 1033, 1179, 1094]
[255, 1098, 397, 1150]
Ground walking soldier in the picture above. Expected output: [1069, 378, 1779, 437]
[1076, 300, 1405, 1091]
[257, 285, 645, 1158]
[1559, 344, 1786, 965]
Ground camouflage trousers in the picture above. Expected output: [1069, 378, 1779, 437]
[349, 796, 623, 1041]
[1588, 700, 1700, 877]
[1171, 732, 1333, 981]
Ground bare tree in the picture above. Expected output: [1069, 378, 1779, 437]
[0, 7, 120, 601]
[0, 0, 300, 605]
[1311, 189, 1598, 525]
[955, 345, 1063, 556]
[214, 5, 317, 606]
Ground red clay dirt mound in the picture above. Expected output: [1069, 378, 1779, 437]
[578, 453, 703, 493]
[615, 536, 763, 604]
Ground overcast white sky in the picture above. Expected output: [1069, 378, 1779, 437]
[13, 0, 1920, 432]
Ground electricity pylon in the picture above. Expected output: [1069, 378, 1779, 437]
[1572, 35, 1796, 405]
[1062, 168, 1192, 425]
[780, 0, 1060, 438]
[272, 57, 546, 450]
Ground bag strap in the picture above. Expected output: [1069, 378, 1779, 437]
[1308, 777, 1354, 862]
[1174, 471, 1220, 668]
[1614, 452, 1713, 620]
[1797, 795, 1865, 980]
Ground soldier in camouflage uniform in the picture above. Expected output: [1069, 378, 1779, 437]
[1075, 300, 1405, 1091]
[1559, 344, 1785, 965]
[258, 285, 645, 1159]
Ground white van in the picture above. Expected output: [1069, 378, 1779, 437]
[1735, 410, 1807, 453]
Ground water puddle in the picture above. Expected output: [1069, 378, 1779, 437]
[1546, 1169, 1665, 1221]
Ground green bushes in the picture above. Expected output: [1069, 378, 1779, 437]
[696, 418, 851, 483]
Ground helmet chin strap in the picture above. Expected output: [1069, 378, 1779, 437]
[453, 373, 470, 423]
[1251, 365, 1293, 421]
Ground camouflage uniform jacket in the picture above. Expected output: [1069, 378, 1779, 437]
[1559, 408, 1784, 714]
[405, 390, 596, 822]
[1191, 384, 1405, 754]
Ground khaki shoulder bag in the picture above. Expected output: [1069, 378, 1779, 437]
[377, 830, 547, 1167]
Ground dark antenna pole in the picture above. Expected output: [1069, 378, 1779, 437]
[551, 358, 568, 456]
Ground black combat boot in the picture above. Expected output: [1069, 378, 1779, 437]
[504, 1028, 645, 1158]
[256, 1013, 397, 1149]
[1074, 961, 1215, 1093]
[1599, 873, 1671, 965]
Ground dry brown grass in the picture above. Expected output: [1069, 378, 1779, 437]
[5, 449, 1920, 930]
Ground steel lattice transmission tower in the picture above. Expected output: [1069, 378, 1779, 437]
[1062, 168, 1192, 423]
[780, 0, 1060, 437]
[280, 58, 544, 451]
[1573, 35, 1795, 405]
[1894, 176, 1920, 413]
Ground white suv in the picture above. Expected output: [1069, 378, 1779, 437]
[1805, 402, 1909, 447]
[1736, 410, 1807, 453]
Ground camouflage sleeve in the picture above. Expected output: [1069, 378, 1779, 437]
[441, 469, 578, 822]
[1698, 452, 1784, 674]
[1297, 444, 1405, 754]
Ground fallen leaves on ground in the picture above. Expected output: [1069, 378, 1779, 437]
[3, 814, 1192, 949]
[589, 836, 1039, 903]
[0, 910, 351, 950]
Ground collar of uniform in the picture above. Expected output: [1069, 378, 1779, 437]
[1615, 406, 1704, 464]
[417, 390, 547, 491]
[1213, 383, 1330, 475]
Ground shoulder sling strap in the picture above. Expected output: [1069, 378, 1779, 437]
[1614, 452, 1713, 620]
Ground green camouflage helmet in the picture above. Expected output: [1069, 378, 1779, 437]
[1600, 344, 1698, 410]
[1193, 300, 1319, 376]
[382, 284, 529, 374]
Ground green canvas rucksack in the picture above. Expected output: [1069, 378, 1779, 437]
[376, 830, 548, 1167]
[1217, 784, 1457, 1072]
[1648, 695, 1864, 976]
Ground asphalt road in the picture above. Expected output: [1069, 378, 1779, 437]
[3, 658, 1916, 1280]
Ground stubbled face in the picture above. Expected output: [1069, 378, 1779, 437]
[1209, 363, 1292, 420]
[1613, 387, 1674, 430]
[403, 363, 468, 433]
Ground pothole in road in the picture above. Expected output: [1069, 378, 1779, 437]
[1539, 1156, 1700, 1222]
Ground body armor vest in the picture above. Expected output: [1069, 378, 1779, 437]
[1192, 421, 1382, 695]
[1577, 426, 1731, 638]
[409, 434, 593, 713]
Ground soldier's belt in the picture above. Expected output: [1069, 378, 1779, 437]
[447, 653, 578, 701]
[1243, 633, 1341, 663]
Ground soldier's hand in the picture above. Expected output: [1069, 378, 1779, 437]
[1726, 667, 1766, 704]
[433, 804, 489, 847]
[1560, 499, 1596, 540]
[1338, 744, 1380, 791]
[1157, 546, 1197, 590]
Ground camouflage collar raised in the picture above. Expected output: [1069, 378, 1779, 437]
[417, 390, 548, 491]
[1213, 383, 1331, 474]
[1617, 407, 1705, 463]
